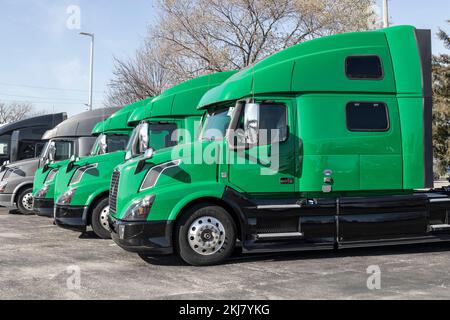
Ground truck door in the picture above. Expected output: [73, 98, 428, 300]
[227, 99, 296, 194]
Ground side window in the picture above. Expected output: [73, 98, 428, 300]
[345, 56, 383, 79]
[35, 143, 45, 157]
[149, 123, 178, 150]
[346, 102, 389, 131]
[17, 141, 36, 160]
[259, 104, 288, 144]
[233, 102, 288, 147]
[106, 135, 129, 153]
[54, 141, 74, 161]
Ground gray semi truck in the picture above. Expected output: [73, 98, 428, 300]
[0, 108, 118, 214]
[0, 113, 67, 165]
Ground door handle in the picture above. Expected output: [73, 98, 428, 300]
[279, 177, 294, 185]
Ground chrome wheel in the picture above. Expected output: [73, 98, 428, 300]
[22, 193, 33, 211]
[188, 216, 225, 255]
[99, 205, 110, 231]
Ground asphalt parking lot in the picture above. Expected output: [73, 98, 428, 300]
[1, 207, 450, 300]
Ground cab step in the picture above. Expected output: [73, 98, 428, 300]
[429, 224, 450, 232]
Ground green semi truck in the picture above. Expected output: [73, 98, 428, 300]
[32, 107, 123, 217]
[46, 98, 149, 238]
[53, 71, 236, 239]
[108, 25, 450, 266]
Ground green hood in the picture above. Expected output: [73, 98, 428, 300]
[110, 140, 221, 220]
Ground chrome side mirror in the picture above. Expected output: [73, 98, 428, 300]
[244, 103, 260, 146]
[1, 160, 10, 171]
[99, 135, 107, 155]
[48, 141, 56, 162]
[125, 150, 132, 161]
[138, 122, 149, 154]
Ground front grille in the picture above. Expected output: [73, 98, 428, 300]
[109, 170, 120, 214]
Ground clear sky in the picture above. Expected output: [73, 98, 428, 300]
[0, 0, 449, 116]
[0, 0, 156, 115]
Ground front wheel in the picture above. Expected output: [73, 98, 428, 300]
[176, 204, 236, 266]
[17, 187, 34, 215]
[91, 197, 111, 239]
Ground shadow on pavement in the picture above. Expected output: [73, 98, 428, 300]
[139, 241, 450, 267]
[138, 253, 185, 266]
[78, 231, 101, 240]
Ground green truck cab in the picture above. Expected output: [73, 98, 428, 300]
[33, 108, 119, 216]
[54, 71, 236, 239]
[109, 26, 450, 266]
[47, 99, 149, 238]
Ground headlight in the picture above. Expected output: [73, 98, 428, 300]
[123, 195, 155, 221]
[140, 160, 181, 191]
[0, 180, 7, 192]
[70, 164, 98, 185]
[57, 188, 77, 205]
[44, 168, 59, 183]
[36, 185, 49, 198]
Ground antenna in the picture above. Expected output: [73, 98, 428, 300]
[383, 0, 389, 28]
[251, 63, 255, 103]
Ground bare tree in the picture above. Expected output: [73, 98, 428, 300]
[107, 0, 378, 104]
[153, 0, 378, 78]
[105, 41, 176, 108]
[0, 102, 35, 125]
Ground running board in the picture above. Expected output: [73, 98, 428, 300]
[256, 232, 304, 241]
[429, 198, 450, 203]
[428, 224, 450, 232]
[256, 204, 301, 209]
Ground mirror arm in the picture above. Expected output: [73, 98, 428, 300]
[134, 159, 146, 175]
[134, 159, 155, 175]
[66, 161, 84, 173]
[66, 162, 78, 173]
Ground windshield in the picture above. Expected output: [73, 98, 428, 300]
[200, 107, 232, 141]
[39, 141, 49, 158]
[41, 139, 75, 162]
[126, 126, 140, 155]
[91, 133, 130, 155]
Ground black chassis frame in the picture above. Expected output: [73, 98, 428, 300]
[222, 187, 450, 253]
[109, 186, 450, 256]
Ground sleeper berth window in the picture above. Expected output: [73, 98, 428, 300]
[345, 56, 383, 79]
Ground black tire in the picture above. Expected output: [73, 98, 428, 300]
[176, 204, 236, 266]
[91, 197, 111, 239]
[16, 187, 34, 215]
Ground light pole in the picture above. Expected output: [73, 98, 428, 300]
[80, 32, 94, 111]
[383, 0, 389, 28]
